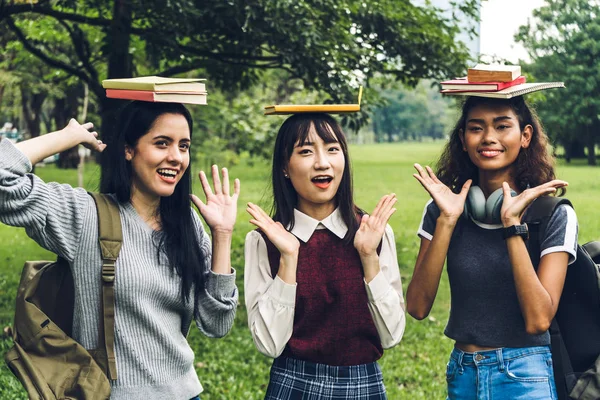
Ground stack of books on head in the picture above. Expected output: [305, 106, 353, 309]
[102, 76, 207, 105]
[440, 65, 564, 99]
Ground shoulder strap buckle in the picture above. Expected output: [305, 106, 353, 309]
[101, 261, 116, 283]
[89, 192, 122, 381]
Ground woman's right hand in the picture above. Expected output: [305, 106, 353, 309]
[15, 118, 106, 165]
[63, 118, 106, 152]
[413, 163, 472, 223]
[247, 202, 300, 257]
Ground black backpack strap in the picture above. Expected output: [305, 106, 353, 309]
[582, 241, 600, 264]
[524, 196, 575, 400]
[89, 192, 122, 381]
[550, 319, 577, 398]
[524, 196, 572, 267]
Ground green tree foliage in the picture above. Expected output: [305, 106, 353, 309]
[193, 70, 343, 167]
[516, 0, 600, 165]
[0, 18, 98, 167]
[1, 0, 478, 160]
[370, 81, 456, 143]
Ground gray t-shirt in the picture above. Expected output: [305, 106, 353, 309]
[417, 199, 578, 347]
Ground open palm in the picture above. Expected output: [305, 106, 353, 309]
[412, 163, 471, 221]
[500, 180, 568, 225]
[246, 202, 300, 256]
[191, 165, 240, 233]
[354, 194, 396, 256]
[64, 119, 106, 152]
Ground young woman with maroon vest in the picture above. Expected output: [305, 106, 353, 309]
[244, 113, 406, 399]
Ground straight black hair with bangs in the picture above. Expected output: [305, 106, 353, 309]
[271, 113, 362, 243]
[100, 101, 208, 319]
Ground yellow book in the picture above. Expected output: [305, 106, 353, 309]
[102, 76, 206, 92]
[264, 87, 362, 115]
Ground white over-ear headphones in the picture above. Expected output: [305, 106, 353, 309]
[463, 186, 517, 224]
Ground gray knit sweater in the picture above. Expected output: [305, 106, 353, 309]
[0, 139, 238, 399]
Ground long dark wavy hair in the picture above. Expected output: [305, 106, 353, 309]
[437, 96, 558, 193]
[271, 113, 361, 244]
[100, 101, 207, 318]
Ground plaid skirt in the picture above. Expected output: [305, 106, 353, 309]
[264, 357, 387, 400]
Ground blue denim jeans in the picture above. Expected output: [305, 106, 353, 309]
[446, 346, 557, 400]
[190, 397, 200, 400]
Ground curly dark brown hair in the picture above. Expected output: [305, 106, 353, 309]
[436, 96, 558, 193]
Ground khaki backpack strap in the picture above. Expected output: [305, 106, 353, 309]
[90, 192, 122, 381]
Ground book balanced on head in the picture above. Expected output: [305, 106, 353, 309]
[440, 64, 564, 99]
[264, 87, 362, 115]
[441, 76, 527, 92]
[467, 64, 522, 83]
[102, 76, 207, 105]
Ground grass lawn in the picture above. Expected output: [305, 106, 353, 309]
[1, 141, 599, 399]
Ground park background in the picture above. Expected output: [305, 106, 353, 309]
[1, 0, 600, 398]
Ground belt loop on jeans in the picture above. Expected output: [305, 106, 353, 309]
[457, 350, 464, 374]
[497, 348, 505, 372]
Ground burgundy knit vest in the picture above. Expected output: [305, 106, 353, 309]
[259, 229, 383, 366]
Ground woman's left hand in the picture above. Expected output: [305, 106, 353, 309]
[191, 165, 240, 234]
[500, 180, 568, 227]
[354, 194, 397, 257]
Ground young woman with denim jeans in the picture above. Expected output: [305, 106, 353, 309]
[406, 95, 578, 400]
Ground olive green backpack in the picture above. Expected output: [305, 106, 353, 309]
[4, 193, 122, 400]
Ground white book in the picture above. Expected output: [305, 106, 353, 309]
[442, 82, 565, 99]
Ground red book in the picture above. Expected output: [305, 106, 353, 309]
[105, 89, 207, 105]
[441, 75, 526, 92]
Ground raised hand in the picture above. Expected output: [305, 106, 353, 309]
[191, 165, 240, 234]
[354, 194, 397, 257]
[413, 163, 471, 223]
[246, 202, 300, 257]
[16, 118, 106, 165]
[500, 180, 568, 226]
[63, 118, 106, 152]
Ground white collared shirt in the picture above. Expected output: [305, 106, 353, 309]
[289, 208, 348, 242]
[244, 208, 406, 359]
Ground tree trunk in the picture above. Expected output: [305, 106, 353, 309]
[77, 83, 90, 187]
[107, 0, 133, 81]
[586, 127, 596, 166]
[0, 85, 5, 114]
[372, 118, 380, 143]
[97, 97, 129, 165]
[563, 138, 585, 162]
[20, 87, 45, 140]
[93, 0, 134, 165]
[55, 88, 82, 169]
[20, 87, 45, 172]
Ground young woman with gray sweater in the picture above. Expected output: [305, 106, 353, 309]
[0, 101, 239, 399]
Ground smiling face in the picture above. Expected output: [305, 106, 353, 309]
[460, 103, 532, 182]
[285, 123, 345, 218]
[125, 113, 191, 203]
